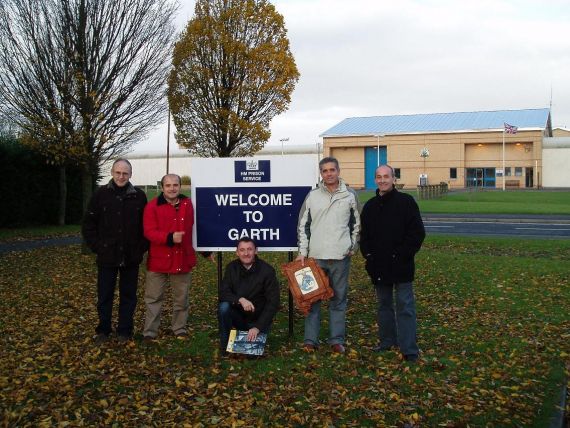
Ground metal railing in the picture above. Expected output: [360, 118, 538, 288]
[416, 182, 449, 200]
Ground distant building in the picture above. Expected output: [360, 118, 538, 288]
[553, 127, 570, 137]
[99, 109, 570, 189]
[320, 108, 570, 189]
[98, 144, 320, 186]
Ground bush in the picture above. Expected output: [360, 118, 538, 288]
[0, 136, 83, 227]
[181, 175, 191, 185]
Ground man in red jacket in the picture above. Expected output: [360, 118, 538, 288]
[143, 173, 203, 341]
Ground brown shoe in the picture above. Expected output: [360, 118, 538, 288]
[175, 332, 189, 340]
[303, 343, 317, 352]
[331, 344, 345, 354]
[143, 336, 156, 344]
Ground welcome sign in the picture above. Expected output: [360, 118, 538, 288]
[191, 156, 318, 251]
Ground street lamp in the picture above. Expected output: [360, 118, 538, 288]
[374, 134, 385, 166]
[420, 147, 430, 173]
[166, 107, 171, 174]
[279, 137, 289, 156]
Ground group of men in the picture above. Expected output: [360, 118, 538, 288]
[82, 156, 425, 362]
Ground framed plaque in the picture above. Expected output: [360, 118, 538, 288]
[281, 258, 334, 316]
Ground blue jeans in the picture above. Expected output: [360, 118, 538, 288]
[375, 281, 419, 356]
[96, 265, 139, 337]
[304, 257, 350, 346]
[218, 302, 270, 351]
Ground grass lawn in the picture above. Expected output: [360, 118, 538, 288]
[358, 190, 570, 215]
[0, 235, 568, 426]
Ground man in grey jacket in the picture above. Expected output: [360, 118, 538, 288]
[297, 157, 360, 353]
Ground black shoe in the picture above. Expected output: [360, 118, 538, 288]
[117, 335, 131, 344]
[94, 333, 109, 346]
[404, 354, 419, 363]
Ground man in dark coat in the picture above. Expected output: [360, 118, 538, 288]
[218, 238, 280, 354]
[82, 158, 147, 344]
[360, 165, 425, 362]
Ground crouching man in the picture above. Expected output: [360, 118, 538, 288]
[218, 238, 280, 354]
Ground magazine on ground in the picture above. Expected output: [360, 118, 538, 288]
[226, 329, 267, 356]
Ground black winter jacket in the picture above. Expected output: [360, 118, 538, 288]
[218, 257, 280, 332]
[360, 188, 425, 285]
[82, 180, 148, 267]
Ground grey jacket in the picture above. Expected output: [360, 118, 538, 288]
[297, 178, 361, 259]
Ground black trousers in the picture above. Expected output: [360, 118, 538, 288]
[96, 265, 139, 337]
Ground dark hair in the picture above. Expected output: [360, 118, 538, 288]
[161, 173, 182, 187]
[112, 158, 132, 172]
[319, 156, 339, 171]
[237, 237, 257, 248]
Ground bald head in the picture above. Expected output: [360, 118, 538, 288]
[375, 164, 396, 195]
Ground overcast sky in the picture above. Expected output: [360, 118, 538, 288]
[136, 0, 570, 153]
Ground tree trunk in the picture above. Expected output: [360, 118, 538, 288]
[80, 168, 94, 254]
[81, 169, 93, 216]
[58, 165, 67, 226]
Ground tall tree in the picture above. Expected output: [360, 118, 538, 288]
[0, 0, 178, 221]
[169, 0, 299, 157]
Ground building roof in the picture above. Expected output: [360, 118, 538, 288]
[320, 108, 551, 137]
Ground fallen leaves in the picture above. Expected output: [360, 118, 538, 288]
[0, 237, 569, 426]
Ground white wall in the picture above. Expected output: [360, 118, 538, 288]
[542, 138, 570, 188]
[98, 145, 321, 186]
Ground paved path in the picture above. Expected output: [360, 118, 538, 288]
[423, 213, 570, 224]
[0, 235, 81, 255]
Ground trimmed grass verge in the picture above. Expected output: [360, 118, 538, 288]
[358, 190, 570, 215]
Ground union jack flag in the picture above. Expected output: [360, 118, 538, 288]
[504, 122, 518, 134]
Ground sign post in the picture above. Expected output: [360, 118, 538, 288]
[191, 155, 318, 336]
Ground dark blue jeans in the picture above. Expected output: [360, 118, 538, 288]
[375, 281, 419, 356]
[96, 265, 139, 337]
[218, 301, 268, 351]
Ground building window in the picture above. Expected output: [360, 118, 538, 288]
[450, 168, 457, 179]
[505, 167, 511, 176]
[515, 167, 523, 176]
[394, 168, 401, 179]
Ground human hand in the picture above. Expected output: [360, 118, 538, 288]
[295, 254, 305, 266]
[238, 297, 255, 312]
[173, 231, 185, 243]
[247, 327, 260, 342]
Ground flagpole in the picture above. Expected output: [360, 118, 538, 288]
[502, 128, 505, 191]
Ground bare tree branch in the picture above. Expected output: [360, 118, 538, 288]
[0, 0, 178, 219]
[0, 0, 178, 170]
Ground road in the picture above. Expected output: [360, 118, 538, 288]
[1, 214, 569, 255]
[423, 214, 570, 239]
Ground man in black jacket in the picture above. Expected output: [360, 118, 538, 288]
[360, 165, 425, 362]
[82, 158, 147, 345]
[218, 238, 280, 353]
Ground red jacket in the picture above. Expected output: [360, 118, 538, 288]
[143, 194, 197, 273]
